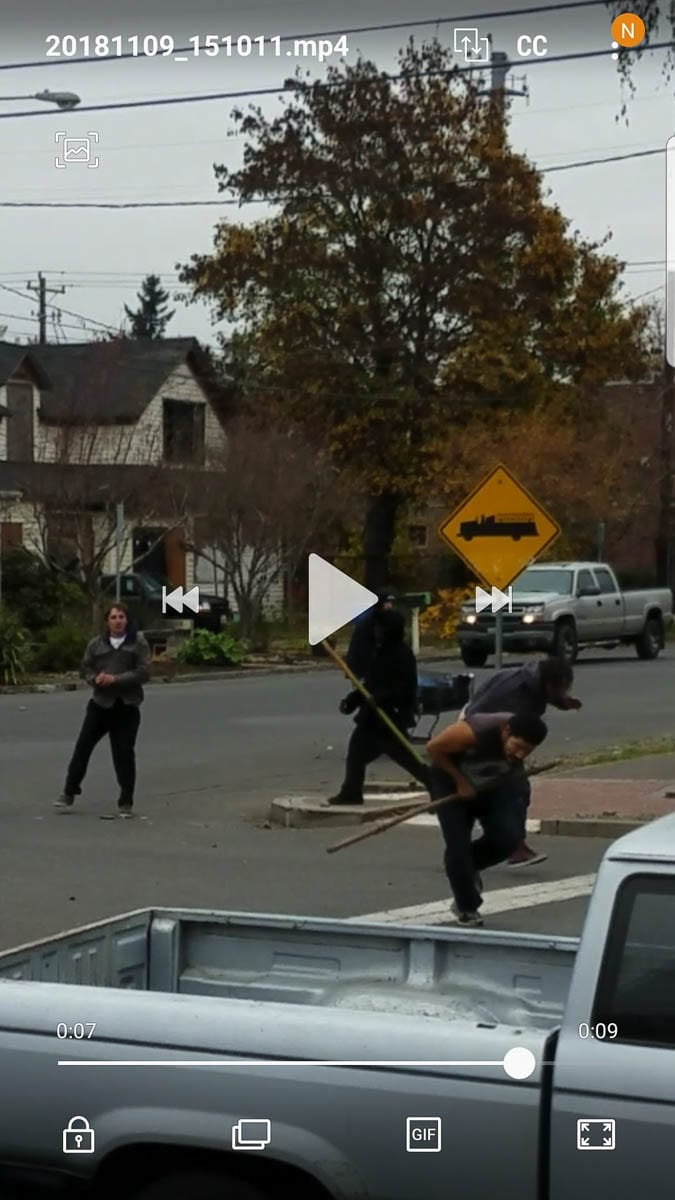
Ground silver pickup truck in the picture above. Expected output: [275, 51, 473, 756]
[1, 816, 674, 1200]
[457, 560, 673, 666]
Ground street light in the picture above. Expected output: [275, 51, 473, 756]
[0, 90, 81, 110]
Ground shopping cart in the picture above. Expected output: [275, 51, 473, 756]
[409, 671, 474, 743]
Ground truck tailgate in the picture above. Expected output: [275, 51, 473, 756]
[0, 907, 578, 1032]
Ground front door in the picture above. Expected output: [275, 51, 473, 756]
[164, 526, 186, 589]
[132, 528, 166, 580]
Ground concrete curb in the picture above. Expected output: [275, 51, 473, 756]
[0, 649, 461, 695]
[269, 794, 656, 837]
[537, 816, 648, 837]
[270, 792, 427, 829]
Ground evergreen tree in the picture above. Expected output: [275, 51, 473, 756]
[124, 274, 175, 339]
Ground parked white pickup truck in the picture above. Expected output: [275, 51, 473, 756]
[457, 560, 673, 666]
[1, 816, 674, 1200]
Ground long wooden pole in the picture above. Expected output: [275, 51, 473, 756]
[326, 758, 561, 854]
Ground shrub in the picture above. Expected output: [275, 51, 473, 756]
[0, 607, 31, 684]
[174, 629, 245, 667]
[32, 624, 89, 673]
[1, 548, 87, 634]
[419, 587, 475, 642]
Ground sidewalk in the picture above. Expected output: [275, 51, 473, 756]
[270, 759, 675, 837]
[527, 754, 675, 834]
[530, 776, 674, 835]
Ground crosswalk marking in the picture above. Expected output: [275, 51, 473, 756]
[349, 874, 597, 926]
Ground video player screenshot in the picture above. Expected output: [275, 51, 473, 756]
[0, 1, 673, 1197]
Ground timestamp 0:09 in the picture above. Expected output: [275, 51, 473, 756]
[56, 1022, 97, 1040]
[578, 1022, 618, 1039]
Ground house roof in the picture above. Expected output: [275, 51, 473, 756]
[26, 337, 231, 425]
[0, 344, 52, 390]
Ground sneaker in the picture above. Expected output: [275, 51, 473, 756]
[117, 802, 134, 819]
[451, 903, 484, 928]
[54, 793, 75, 809]
[507, 843, 548, 868]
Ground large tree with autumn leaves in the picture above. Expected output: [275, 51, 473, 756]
[180, 39, 653, 589]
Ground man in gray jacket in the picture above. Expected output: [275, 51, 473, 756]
[463, 659, 581, 866]
[56, 602, 151, 817]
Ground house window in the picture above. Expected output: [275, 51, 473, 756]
[6, 381, 34, 461]
[163, 400, 205, 465]
[409, 524, 428, 548]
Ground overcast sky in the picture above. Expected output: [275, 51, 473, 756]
[1, 0, 672, 348]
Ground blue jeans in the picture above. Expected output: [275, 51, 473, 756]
[432, 771, 527, 912]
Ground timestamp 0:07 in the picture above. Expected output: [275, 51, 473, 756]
[56, 1022, 97, 1040]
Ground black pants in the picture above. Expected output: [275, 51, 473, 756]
[432, 770, 526, 912]
[65, 699, 141, 805]
[337, 720, 430, 803]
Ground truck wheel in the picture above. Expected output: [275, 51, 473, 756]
[551, 620, 578, 664]
[136, 1173, 271, 1200]
[460, 647, 489, 668]
[635, 616, 663, 660]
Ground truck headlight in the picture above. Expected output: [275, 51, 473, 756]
[464, 613, 477, 626]
[522, 606, 544, 624]
[199, 601, 211, 612]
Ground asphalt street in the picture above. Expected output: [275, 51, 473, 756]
[0, 650, 671, 952]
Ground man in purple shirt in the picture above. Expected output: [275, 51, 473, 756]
[462, 659, 581, 866]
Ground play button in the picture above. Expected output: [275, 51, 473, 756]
[308, 554, 378, 645]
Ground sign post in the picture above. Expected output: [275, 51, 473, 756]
[494, 609, 504, 668]
[437, 464, 560, 665]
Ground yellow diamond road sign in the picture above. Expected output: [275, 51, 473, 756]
[438, 464, 561, 591]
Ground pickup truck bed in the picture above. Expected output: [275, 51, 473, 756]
[0, 908, 576, 1032]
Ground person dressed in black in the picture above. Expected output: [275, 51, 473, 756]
[426, 711, 548, 926]
[328, 608, 428, 805]
[344, 592, 395, 680]
[55, 602, 150, 818]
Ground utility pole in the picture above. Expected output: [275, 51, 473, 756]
[486, 46, 527, 668]
[26, 272, 66, 344]
[657, 362, 674, 588]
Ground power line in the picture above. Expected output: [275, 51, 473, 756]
[0, 140, 667, 211]
[0, 309, 114, 336]
[0, 40, 672, 122]
[0, 282, 121, 338]
[0, 2, 609, 73]
[544, 145, 665, 172]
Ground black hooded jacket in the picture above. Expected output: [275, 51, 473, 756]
[347, 609, 418, 731]
[345, 594, 395, 679]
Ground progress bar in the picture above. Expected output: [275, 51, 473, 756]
[58, 1047, 537, 1080]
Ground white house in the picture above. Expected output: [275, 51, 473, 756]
[0, 338, 230, 592]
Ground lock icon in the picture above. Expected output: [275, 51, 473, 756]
[62, 1115, 95, 1154]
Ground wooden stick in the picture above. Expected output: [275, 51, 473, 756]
[326, 758, 562, 855]
[326, 792, 457, 854]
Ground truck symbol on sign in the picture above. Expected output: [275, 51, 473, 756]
[458, 513, 539, 542]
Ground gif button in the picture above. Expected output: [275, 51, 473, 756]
[406, 1116, 442, 1152]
